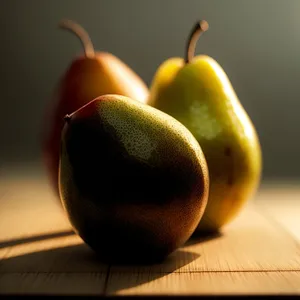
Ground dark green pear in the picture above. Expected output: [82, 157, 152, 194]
[59, 94, 209, 264]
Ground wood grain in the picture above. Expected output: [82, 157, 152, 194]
[0, 273, 106, 295]
[106, 271, 300, 295]
[0, 171, 300, 295]
[110, 204, 300, 273]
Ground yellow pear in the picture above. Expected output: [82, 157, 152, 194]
[148, 20, 262, 233]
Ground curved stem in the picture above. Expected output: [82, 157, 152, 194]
[59, 19, 95, 58]
[64, 114, 72, 123]
[185, 20, 209, 64]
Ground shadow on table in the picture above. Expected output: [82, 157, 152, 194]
[0, 244, 200, 294]
[0, 230, 222, 294]
[0, 243, 107, 273]
[184, 230, 223, 246]
[1, 242, 199, 295]
[105, 249, 199, 294]
[104, 231, 222, 294]
[0, 230, 75, 249]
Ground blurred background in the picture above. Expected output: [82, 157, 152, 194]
[0, 0, 299, 181]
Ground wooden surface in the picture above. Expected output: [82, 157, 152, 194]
[0, 168, 300, 296]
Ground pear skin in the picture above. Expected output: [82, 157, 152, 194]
[59, 94, 209, 263]
[42, 20, 149, 196]
[148, 21, 262, 233]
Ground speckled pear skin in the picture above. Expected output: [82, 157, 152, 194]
[59, 95, 209, 264]
[148, 55, 262, 233]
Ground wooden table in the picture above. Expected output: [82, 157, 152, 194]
[0, 166, 300, 296]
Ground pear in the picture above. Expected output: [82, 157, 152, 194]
[42, 19, 148, 196]
[59, 94, 209, 263]
[148, 20, 262, 233]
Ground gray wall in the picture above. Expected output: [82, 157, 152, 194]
[0, 0, 299, 180]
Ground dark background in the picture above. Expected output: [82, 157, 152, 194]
[0, 0, 299, 181]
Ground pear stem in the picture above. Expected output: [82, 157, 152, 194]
[185, 20, 209, 64]
[59, 19, 95, 58]
[64, 114, 72, 123]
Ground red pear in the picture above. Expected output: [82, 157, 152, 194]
[42, 19, 149, 196]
